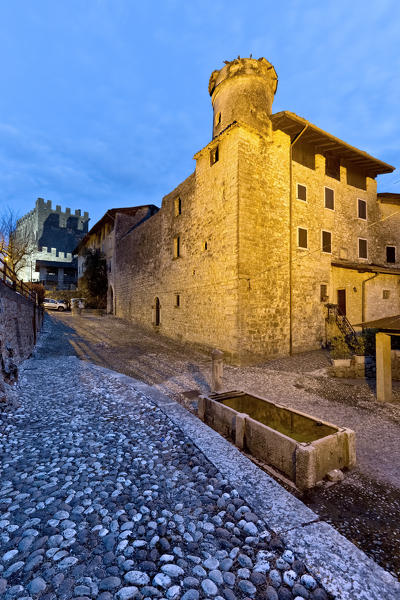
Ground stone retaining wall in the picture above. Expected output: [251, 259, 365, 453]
[0, 281, 43, 393]
[329, 351, 400, 380]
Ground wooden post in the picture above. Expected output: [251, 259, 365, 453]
[376, 332, 392, 402]
[211, 349, 224, 392]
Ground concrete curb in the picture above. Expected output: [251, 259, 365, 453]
[84, 363, 400, 599]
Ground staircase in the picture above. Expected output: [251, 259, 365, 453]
[326, 303, 361, 353]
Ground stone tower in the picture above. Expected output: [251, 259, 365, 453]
[208, 57, 278, 138]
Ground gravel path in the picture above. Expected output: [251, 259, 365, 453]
[0, 322, 332, 600]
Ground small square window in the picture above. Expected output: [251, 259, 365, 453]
[173, 236, 181, 258]
[174, 197, 182, 216]
[358, 238, 368, 259]
[298, 227, 308, 249]
[297, 184, 307, 201]
[322, 230, 332, 253]
[383, 290, 390, 300]
[358, 199, 367, 220]
[320, 284, 328, 302]
[386, 246, 396, 263]
[210, 146, 219, 165]
[324, 187, 334, 210]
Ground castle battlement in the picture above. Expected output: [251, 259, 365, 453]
[16, 198, 89, 284]
[35, 197, 89, 223]
[209, 56, 278, 138]
[35, 198, 89, 221]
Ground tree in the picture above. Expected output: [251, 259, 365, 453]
[0, 208, 34, 276]
[79, 248, 108, 308]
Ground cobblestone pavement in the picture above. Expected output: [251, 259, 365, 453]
[0, 325, 335, 599]
[47, 313, 400, 581]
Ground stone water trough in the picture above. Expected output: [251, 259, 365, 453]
[198, 391, 356, 490]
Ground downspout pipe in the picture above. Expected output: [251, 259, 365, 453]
[289, 125, 308, 355]
[361, 273, 378, 326]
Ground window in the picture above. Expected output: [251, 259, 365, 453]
[324, 187, 334, 210]
[347, 167, 366, 190]
[322, 230, 332, 253]
[292, 142, 315, 170]
[215, 112, 221, 126]
[320, 284, 328, 302]
[298, 227, 308, 249]
[386, 246, 396, 263]
[358, 238, 368, 259]
[210, 146, 219, 165]
[175, 294, 180, 307]
[297, 184, 307, 202]
[325, 156, 340, 181]
[358, 199, 367, 220]
[174, 197, 182, 216]
[202, 241, 208, 251]
[383, 290, 390, 300]
[173, 236, 181, 258]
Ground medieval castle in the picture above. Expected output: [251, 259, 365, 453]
[84, 57, 399, 363]
[16, 198, 89, 289]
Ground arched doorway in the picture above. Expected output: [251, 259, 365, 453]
[154, 297, 160, 326]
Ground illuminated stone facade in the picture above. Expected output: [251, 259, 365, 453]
[113, 57, 399, 363]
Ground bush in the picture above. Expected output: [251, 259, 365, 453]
[79, 249, 107, 309]
[330, 334, 352, 359]
[25, 282, 45, 304]
[354, 335, 366, 356]
[362, 328, 378, 356]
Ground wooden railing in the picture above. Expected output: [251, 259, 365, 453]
[0, 258, 37, 303]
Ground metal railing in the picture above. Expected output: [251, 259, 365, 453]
[0, 258, 37, 303]
[326, 303, 360, 353]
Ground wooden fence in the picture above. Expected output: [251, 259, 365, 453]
[0, 258, 37, 303]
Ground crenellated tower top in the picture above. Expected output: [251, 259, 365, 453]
[209, 57, 278, 138]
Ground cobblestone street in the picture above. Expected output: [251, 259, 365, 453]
[1, 316, 399, 600]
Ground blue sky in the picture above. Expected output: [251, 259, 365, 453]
[0, 0, 399, 226]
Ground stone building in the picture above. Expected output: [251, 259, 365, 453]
[74, 205, 158, 312]
[16, 198, 89, 290]
[113, 57, 399, 363]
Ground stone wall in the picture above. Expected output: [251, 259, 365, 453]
[376, 198, 400, 265]
[0, 282, 43, 389]
[329, 351, 400, 380]
[235, 127, 291, 360]
[113, 128, 242, 360]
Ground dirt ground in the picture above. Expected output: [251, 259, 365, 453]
[49, 312, 400, 579]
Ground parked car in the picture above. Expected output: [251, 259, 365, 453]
[43, 298, 68, 311]
[71, 298, 85, 309]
